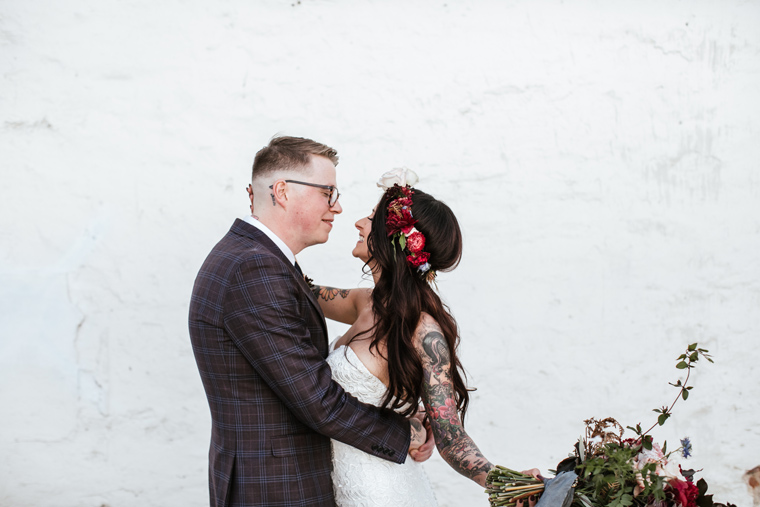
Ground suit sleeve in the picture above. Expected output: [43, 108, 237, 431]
[223, 254, 411, 464]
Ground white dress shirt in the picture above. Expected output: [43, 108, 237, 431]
[242, 215, 296, 266]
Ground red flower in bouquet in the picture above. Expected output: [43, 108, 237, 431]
[667, 478, 699, 507]
[406, 231, 426, 253]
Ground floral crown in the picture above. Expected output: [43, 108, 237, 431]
[377, 168, 435, 282]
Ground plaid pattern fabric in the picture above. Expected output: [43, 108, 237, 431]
[189, 219, 410, 507]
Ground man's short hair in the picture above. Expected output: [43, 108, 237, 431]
[252, 136, 339, 181]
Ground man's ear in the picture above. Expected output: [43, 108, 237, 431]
[270, 180, 289, 208]
[246, 184, 254, 213]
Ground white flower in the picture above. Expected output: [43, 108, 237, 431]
[377, 167, 419, 190]
[633, 443, 685, 482]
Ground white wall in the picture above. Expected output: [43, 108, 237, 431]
[2, 1, 759, 505]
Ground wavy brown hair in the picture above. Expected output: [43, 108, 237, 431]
[352, 187, 471, 423]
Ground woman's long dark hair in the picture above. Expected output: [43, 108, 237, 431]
[352, 187, 471, 424]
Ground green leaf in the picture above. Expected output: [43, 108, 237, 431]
[658, 413, 670, 425]
[682, 389, 689, 400]
[398, 235, 406, 250]
[688, 343, 698, 351]
[690, 351, 699, 361]
[676, 361, 688, 369]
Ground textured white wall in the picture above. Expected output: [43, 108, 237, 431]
[2, 1, 759, 506]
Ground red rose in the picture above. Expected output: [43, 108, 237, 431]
[407, 251, 430, 267]
[406, 231, 425, 253]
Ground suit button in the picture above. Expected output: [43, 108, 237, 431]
[371, 444, 378, 451]
[389, 450, 395, 457]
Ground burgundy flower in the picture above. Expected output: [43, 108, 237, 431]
[407, 251, 430, 267]
[397, 184, 413, 198]
[667, 478, 699, 507]
[406, 231, 426, 253]
[386, 208, 416, 236]
[391, 197, 413, 208]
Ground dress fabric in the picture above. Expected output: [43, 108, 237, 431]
[327, 345, 438, 507]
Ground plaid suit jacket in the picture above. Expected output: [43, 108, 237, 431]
[189, 219, 410, 507]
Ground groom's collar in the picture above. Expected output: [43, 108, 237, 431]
[241, 215, 296, 266]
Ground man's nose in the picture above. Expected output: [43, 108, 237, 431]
[330, 199, 343, 214]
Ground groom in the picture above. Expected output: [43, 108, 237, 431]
[189, 136, 429, 507]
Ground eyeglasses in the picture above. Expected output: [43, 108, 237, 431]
[270, 179, 341, 207]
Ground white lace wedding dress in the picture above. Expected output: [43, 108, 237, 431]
[327, 345, 438, 507]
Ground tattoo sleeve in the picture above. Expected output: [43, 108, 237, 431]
[419, 326, 493, 486]
[311, 285, 350, 302]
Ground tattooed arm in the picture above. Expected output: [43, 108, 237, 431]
[310, 285, 371, 325]
[415, 315, 493, 487]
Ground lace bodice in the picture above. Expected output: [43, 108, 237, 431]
[327, 345, 388, 405]
[327, 345, 438, 507]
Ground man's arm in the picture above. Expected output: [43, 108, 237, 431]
[224, 255, 411, 463]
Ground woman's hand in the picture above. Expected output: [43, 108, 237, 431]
[515, 469, 543, 507]
[408, 416, 427, 453]
[409, 411, 435, 462]
[521, 468, 544, 480]
[515, 494, 540, 507]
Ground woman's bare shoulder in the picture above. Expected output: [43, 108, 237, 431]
[413, 313, 443, 347]
[353, 287, 373, 305]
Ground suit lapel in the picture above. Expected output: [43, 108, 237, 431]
[230, 220, 329, 350]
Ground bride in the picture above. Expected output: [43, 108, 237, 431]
[312, 170, 537, 506]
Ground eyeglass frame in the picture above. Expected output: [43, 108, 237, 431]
[269, 179, 341, 207]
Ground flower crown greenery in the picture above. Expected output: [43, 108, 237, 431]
[383, 183, 435, 281]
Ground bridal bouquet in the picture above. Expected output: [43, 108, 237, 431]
[485, 343, 735, 507]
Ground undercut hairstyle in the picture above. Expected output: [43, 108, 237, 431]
[353, 188, 470, 423]
[251, 136, 339, 181]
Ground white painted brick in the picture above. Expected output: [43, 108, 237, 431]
[1, 1, 758, 505]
